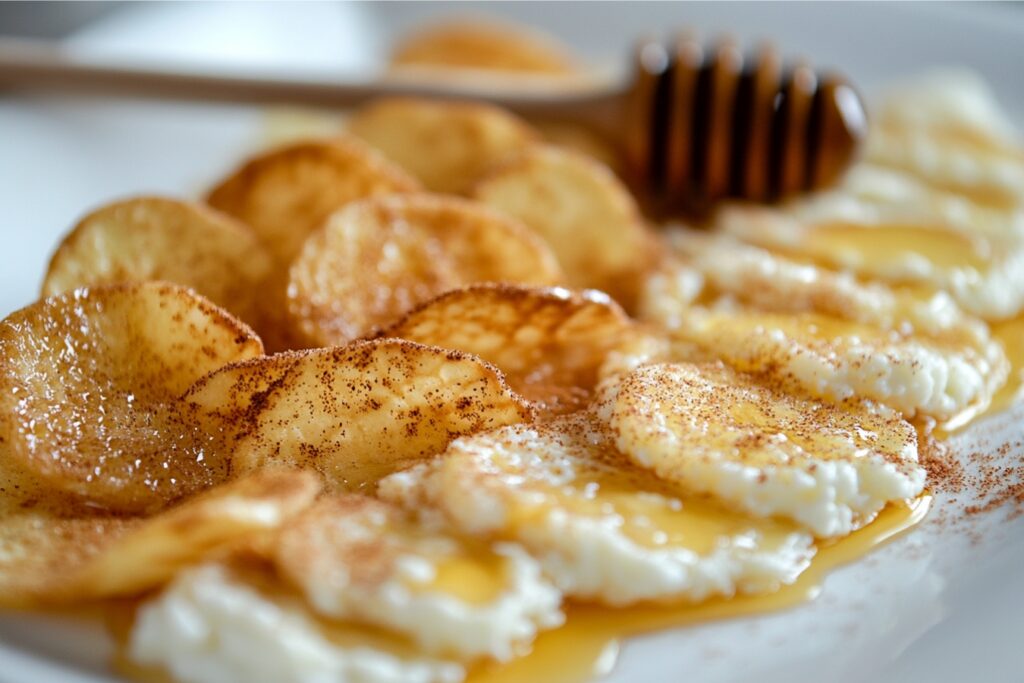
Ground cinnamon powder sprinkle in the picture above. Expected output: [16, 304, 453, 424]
[917, 431, 966, 494]
[963, 440, 1024, 520]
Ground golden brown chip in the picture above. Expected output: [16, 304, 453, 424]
[381, 284, 636, 416]
[0, 469, 319, 607]
[41, 196, 275, 336]
[390, 20, 578, 76]
[472, 146, 657, 309]
[0, 510, 137, 608]
[206, 137, 421, 267]
[347, 98, 540, 194]
[287, 193, 564, 347]
[184, 338, 535, 491]
[181, 351, 301, 423]
[65, 469, 321, 600]
[0, 282, 263, 513]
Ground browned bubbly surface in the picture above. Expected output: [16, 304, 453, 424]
[381, 284, 642, 417]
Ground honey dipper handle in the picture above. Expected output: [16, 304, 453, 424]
[0, 37, 624, 118]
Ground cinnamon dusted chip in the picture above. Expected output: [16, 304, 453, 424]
[390, 20, 578, 76]
[41, 196, 275, 337]
[206, 137, 421, 267]
[0, 282, 262, 513]
[347, 98, 540, 194]
[184, 338, 535, 491]
[472, 146, 657, 309]
[287, 193, 564, 347]
[0, 469, 319, 608]
[381, 284, 653, 416]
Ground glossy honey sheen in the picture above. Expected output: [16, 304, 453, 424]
[470, 495, 931, 683]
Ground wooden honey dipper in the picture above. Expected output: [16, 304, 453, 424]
[623, 35, 867, 212]
[0, 34, 867, 212]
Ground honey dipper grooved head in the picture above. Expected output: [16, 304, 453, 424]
[625, 35, 868, 213]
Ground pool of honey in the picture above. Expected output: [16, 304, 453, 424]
[470, 496, 931, 683]
[799, 223, 991, 274]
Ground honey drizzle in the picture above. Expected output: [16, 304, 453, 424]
[938, 315, 1024, 437]
[470, 495, 931, 683]
[990, 316, 1024, 415]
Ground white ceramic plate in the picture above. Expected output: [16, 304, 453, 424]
[1, 3, 1022, 682]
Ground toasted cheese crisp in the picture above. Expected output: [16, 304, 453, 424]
[473, 146, 656, 309]
[0, 470, 320, 609]
[381, 284, 658, 417]
[381, 415, 814, 606]
[0, 511, 137, 609]
[41, 196, 276, 337]
[206, 137, 421, 267]
[606, 362, 925, 538]
[184, 339, 535, 492]
[67, 469, 321, 600]
[348, 98, 540, 194]
[273, 495, 563, 661]
[287, 194, 563, 347]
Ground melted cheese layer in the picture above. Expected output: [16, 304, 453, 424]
[130, 564, 464, 683]
[606, 363, 925, 538]
[381, 416, 814, 606]
[271, 496, 564, 662]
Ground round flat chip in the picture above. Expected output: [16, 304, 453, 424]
[0, 282, 262, 512]
[206, 137, 421, 267]
[348, 98, 540, 194]
[473, 146, 657, 310]
[0, 469, 320, 608]
[185, 338, 536, 491]
[382, 284, 648, 416]
[390, 20, 578, 76]
[42, 196, 275, 340]
[287, 193, 564, 347]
